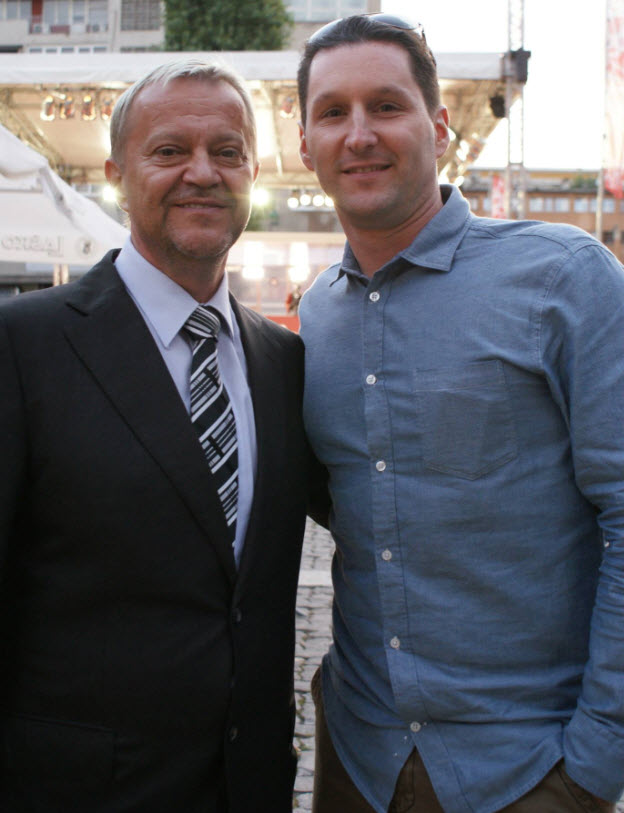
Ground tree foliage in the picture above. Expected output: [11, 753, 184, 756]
[164, 0, 293, 51]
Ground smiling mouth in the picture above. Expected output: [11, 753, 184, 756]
[343, 164, 390, 175]
[176, 201, 227, 208]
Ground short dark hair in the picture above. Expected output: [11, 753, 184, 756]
[297, 15, 440, 127]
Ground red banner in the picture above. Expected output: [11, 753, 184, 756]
[605, 0, 624, 198]
[491, 174, 506, 218]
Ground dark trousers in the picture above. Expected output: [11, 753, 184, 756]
[310, 668, 615, 813]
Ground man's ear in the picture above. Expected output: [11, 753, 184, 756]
[434, 106, 451, 161]
[298, 122, 315, 172]
[104, 157, 127, 211]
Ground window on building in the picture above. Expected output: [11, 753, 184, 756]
[121, 0, 161, 31]
[73, 0, 85, 23]
[573, 197, 589, 213]
[603, 198, 615, 213]
[43, 2, 55, 24]
[287, 0, 307, 19]
[88, 0, 108, 31]
[602, 229, 615, 244]
[4, 0, 28, 20]
[57, 1, 70, 24]
[483, 196, 491, 213]
[36, 0, 105, 28]
[311, 0, 336, 21]
[287, 0, 368, 21]
[529, 197, 544, 213]
[339, 0, 368, 13]
[554, 198, 570, 212]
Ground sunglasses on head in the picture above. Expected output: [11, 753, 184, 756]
[308, 12, 426, 45]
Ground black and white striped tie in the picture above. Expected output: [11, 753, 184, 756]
[183, 306, 238, 538]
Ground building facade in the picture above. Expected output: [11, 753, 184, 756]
[0, 0, 380, 54]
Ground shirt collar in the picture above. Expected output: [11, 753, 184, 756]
[114, 236, 234, 347]
[333, 184, 472, 283]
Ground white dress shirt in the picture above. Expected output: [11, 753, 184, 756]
[114, 237, 257, 566]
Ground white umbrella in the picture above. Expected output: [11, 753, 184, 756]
[0, 124, 128, 271]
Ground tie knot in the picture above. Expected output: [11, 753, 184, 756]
[184, 306, 221, 342]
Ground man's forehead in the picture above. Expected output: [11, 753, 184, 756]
[309, 42, 413, 84]
[307, 42, 420, 101]
[135, 76, 236, 106]
[128, 78, 250, 136]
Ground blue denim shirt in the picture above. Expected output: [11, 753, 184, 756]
[299, 185, 624, 813]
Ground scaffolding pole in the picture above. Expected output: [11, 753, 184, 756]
[505, 0, 528, 219]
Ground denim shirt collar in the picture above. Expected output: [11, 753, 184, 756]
[334, 184, 472, 284]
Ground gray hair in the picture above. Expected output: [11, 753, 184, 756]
[110, 58, 257, 164]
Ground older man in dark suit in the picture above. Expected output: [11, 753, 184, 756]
[0, 59, 308, 812]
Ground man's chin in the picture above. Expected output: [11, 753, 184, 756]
[167, 234, 236, 263]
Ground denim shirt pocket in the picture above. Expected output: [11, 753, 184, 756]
[414, 360, 518, 480]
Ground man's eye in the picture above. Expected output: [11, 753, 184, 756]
[155, 147, 179, 157]
[218, 148, 246, 165]
[322, 108, 343, 119]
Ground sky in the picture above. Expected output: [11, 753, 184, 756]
[381, 0, 607, 170]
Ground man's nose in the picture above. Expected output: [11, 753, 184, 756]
[344, 111, 378, 151]
[183, 150, 220, 185]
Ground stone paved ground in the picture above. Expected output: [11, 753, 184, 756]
[291, 520, 624, 812]
[293, 520, 333, 811]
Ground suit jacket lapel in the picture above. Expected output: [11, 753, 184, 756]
[231, 298, 289, 586]
[62, 254, 237, 583]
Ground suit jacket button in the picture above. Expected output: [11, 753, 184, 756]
[229, 726, 238, 742]
[232, 608, 242, 624]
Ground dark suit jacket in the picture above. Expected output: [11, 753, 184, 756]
[0, 252, 309, 813]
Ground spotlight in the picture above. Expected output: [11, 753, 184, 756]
[59, 97, 75, 119]
[40, 95, 55, 121]
[489, 94, 506, 119]
[100, 97, 114, 121]
[242, 241, 265, 280]
[251, 187, 270, 207]
[287, 191, 300, 210]
[288, 242, 310, 283]
[299, 192, 312, 207]
[81, 93, 96, 121]
[312, 193, 325, 207]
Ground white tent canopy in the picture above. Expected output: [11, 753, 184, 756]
[0, 123, 128, 267]
[0, 50, 508, 187]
